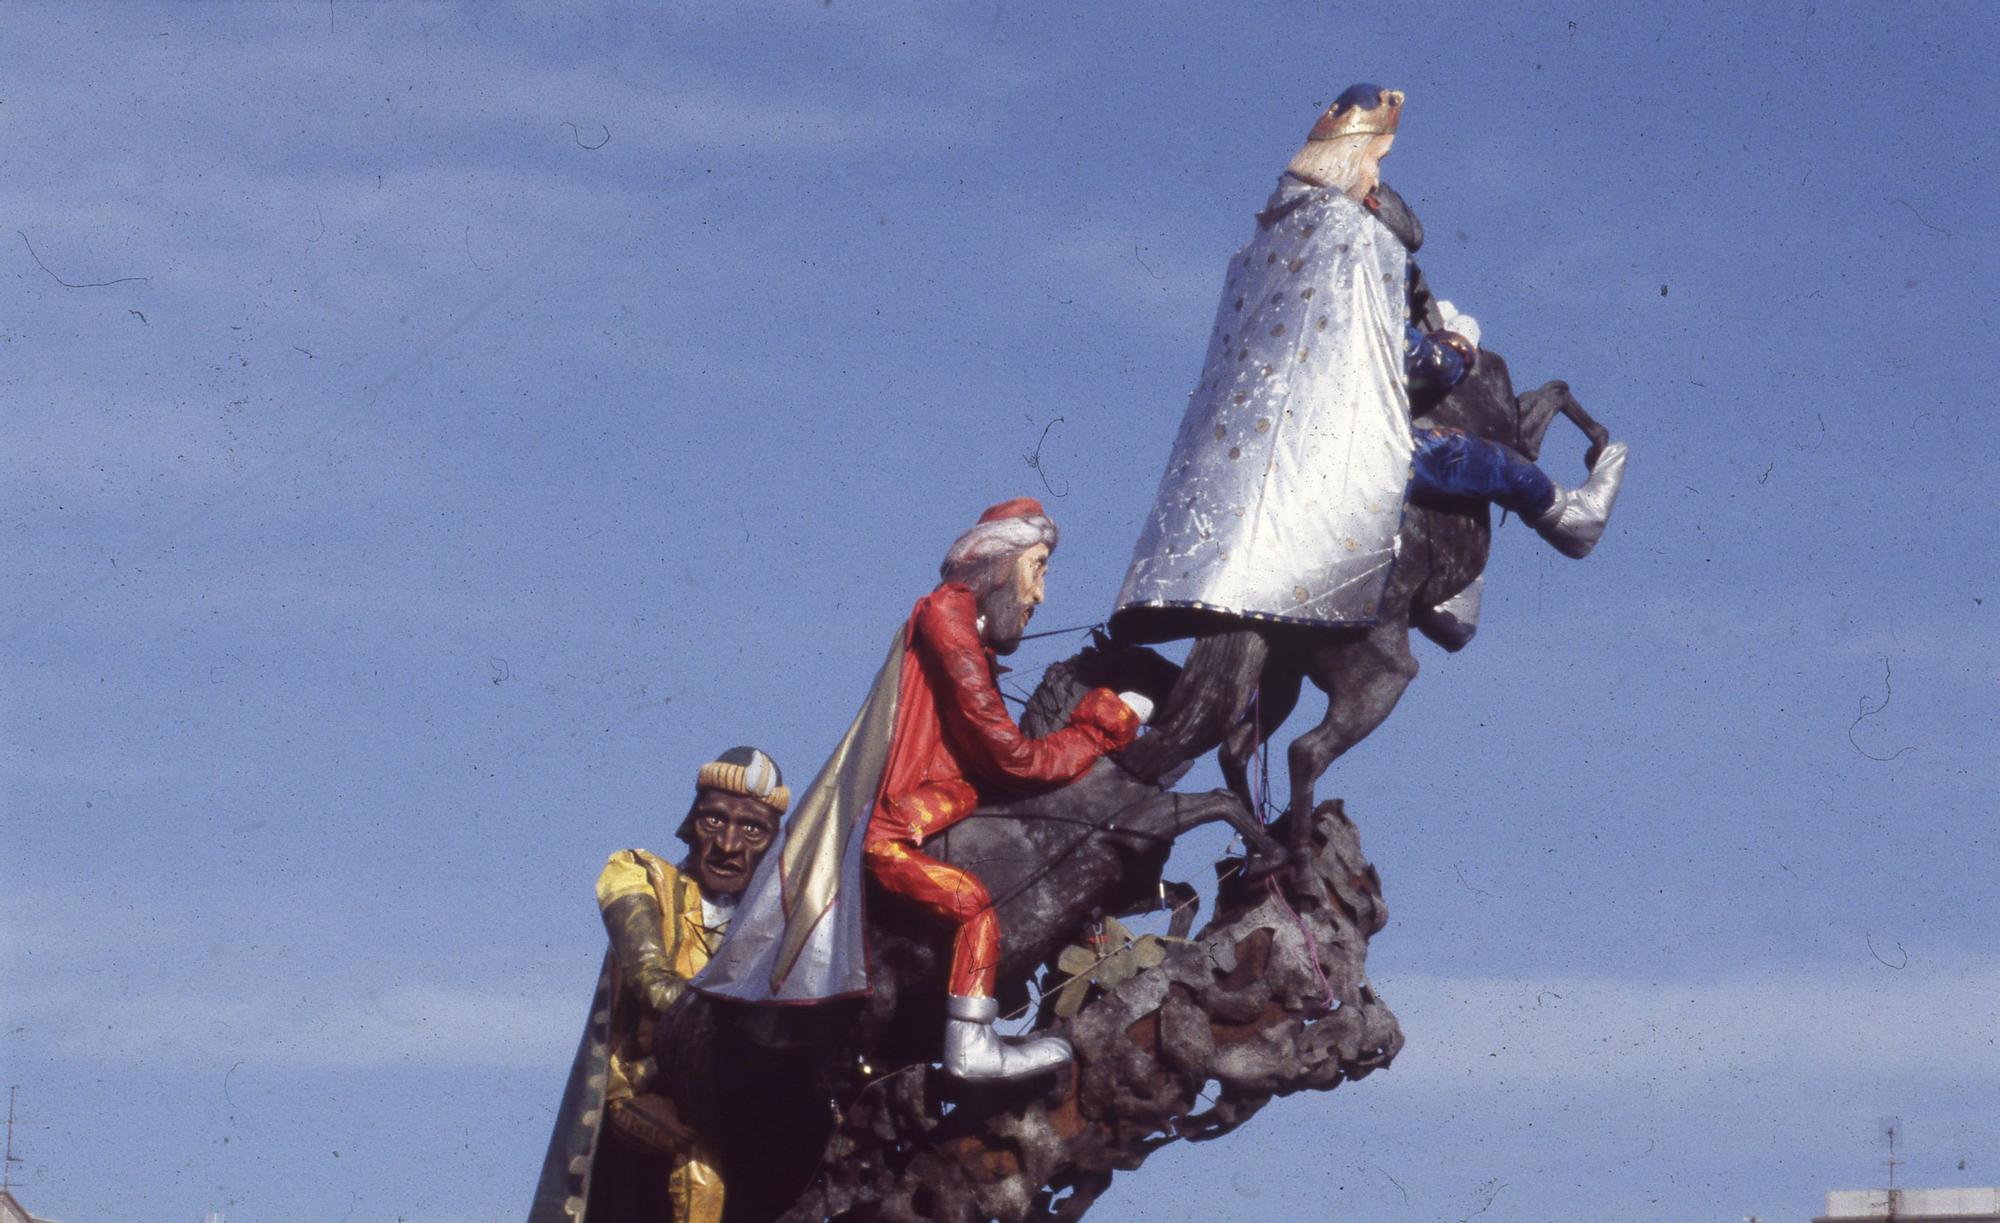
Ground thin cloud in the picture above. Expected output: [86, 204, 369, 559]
[1376, 957, 2000, 1097]
[1026, 222, 1220, 337]
[12, 963, 582, 1073]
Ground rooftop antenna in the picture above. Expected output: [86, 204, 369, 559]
[3, 1086, 23, 1193]
[1884, 1117, 1905, 1220]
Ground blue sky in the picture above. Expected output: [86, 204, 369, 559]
[3, 3, 1995, 1220]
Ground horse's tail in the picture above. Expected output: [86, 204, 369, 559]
[1116, 629, 1267, 782]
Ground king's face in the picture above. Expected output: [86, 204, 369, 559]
[686, 788, 779, 898]
[1011, 543, 1050, 615]
[1351, 132, 1396, 200]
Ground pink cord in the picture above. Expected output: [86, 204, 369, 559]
[1266, 876, 1338, 1011]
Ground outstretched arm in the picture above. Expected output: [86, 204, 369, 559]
[914, 587, 1138, 792]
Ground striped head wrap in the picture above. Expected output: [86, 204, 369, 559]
[695, 745, 790, 814]
[940, 496, 1059, 579]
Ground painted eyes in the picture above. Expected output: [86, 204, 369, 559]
[701, 814, 773, 842]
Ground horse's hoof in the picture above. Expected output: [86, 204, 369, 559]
[1238, 844, 1291, 882]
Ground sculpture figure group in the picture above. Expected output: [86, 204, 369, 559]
[530, 82, 1628, 1223]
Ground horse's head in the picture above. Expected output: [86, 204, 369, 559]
[1020, 639, 1182, 739]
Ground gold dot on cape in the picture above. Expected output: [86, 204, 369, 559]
[1270, 323, 1286, 337]
[1255, 417, 1272, 434]
[1302, 224, 1316, 238]
[1234, 297, 1244, 311]
[1288, 257, 1305, 273]
[1298, 348, 1310, 361]
[1214, 424, 1227, 441]
[1301, 287, 1314, 299]
[1238, 348, 1249, 360]
[1266, 252, 1276, 265]
[1260, 364, 1274, 378]
[1316, 317, 1328, 332]
[1227, 446, 1242, 460]
[1231, 391, 1247, 405]
[1293, 585, 1309, 603]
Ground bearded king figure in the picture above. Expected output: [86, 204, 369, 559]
[699, 498, 1146, 1081]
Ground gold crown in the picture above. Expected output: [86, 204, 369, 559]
[1308, 88, 1404, 141]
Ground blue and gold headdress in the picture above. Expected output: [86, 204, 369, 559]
[1308, 83, 1404, 141]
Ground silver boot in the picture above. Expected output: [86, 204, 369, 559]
[942, 994, 1073, 1081]
[1529, 440, 1629, 559]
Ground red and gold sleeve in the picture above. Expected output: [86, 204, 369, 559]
[913, 587, 1134, 790]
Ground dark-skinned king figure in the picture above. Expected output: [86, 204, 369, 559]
[530, 748, 789, 1223]
[699, 498, 1148, 1080]
[1112, 84, 1629, 650]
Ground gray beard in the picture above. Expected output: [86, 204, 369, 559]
[978, 585, 1031, 656]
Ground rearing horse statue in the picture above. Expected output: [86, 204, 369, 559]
[1115, 346, 1614, 870]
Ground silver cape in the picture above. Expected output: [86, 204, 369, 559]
[692, 631, 902, 1004]
[1112, 178, 1412, 642]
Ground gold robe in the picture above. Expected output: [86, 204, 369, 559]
[528, 850, 726, 1223]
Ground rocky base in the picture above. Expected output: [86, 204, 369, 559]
[775, 802, 1401, 1223]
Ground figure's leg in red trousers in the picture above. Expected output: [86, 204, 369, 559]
[864, 839, 999, 998]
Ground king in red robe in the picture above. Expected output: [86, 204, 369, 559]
[696, 498, 1140, 1081]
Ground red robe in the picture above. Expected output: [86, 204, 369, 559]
[863, 583, 1137, 997]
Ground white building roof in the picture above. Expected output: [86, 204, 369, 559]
[1818, 1187, 2000, 1221]
[0, 1189, 56, 1223]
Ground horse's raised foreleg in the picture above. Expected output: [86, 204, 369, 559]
[1103, 787, 1285, 891]
[1205, 651, 1302, 881]
[1105, 788, 1266, 846]
[1284, 625, 1419, 864]
[1117, 629, 1266, 783]
[1220, 657, 1305, 824]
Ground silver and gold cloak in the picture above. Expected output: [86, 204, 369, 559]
[692, 631, 903, 1004]
[1111, 178, 1412, 642]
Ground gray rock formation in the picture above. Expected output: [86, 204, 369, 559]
[776, 801, 1400, 1223]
